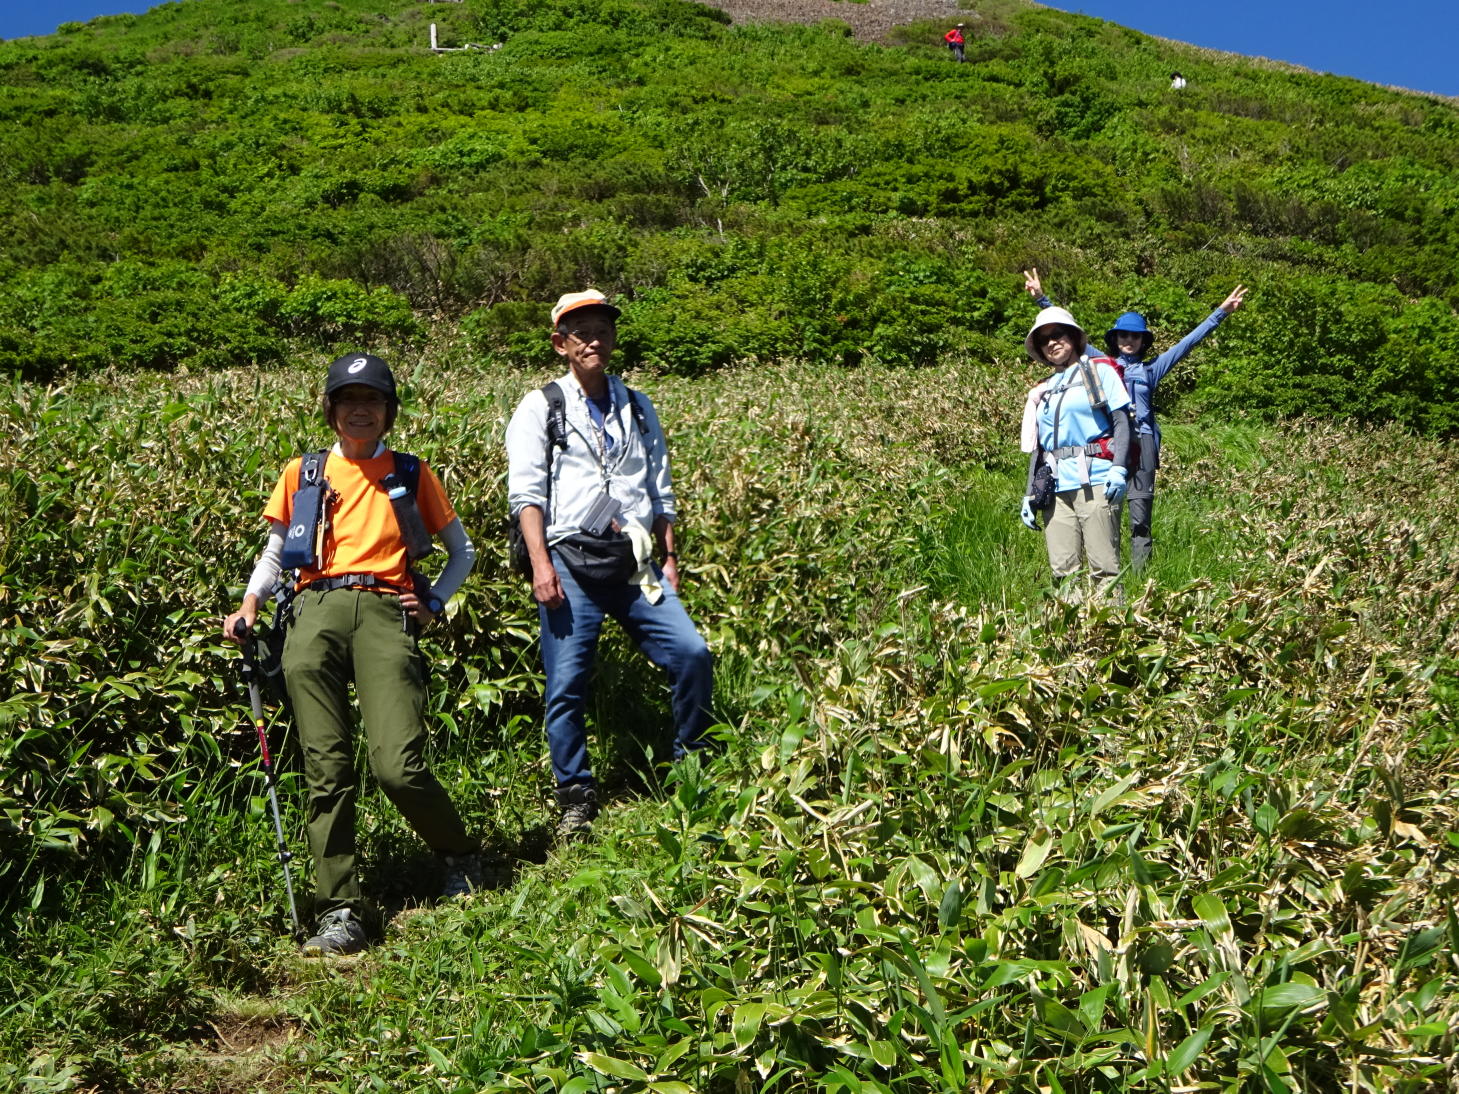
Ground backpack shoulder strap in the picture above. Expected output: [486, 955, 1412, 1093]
[300, 448, 328, 484]
[281, 449, 332, 571]
[532, 381, 569, 525]
[381, 450, 434, 562]
[542, 381, 568, 456]
[1076, 355, 1108, 411]
[623, 386, 651, 436]
[391, 450, 422, 492]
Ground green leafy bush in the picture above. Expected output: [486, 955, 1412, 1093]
[2, 0, 1457, 432]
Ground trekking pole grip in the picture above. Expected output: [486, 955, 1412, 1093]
[232, 616, 258, 661]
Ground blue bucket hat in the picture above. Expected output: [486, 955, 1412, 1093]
[1105, 312, 1153, 355]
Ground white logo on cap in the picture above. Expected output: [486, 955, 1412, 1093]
[349, 357, 368, 374]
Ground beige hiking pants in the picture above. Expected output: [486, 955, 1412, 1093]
[1041, 486, 1122, 600]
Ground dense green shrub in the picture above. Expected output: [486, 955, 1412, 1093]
[1, 0, 1458, 423]
[1191, 274, 1404, 420]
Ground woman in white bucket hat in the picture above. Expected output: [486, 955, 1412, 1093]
[1020, 307, 1133, 600]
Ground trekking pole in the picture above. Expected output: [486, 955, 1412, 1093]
[233, 618, 302, 937]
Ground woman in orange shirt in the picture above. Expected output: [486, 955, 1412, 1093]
[224, 353, 480, 956]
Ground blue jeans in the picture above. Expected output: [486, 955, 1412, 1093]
[540, 553, 714, 790]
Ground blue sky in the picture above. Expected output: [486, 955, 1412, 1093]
[1040, 0, 1458, 99]
[4, 1, 1457, 100]
[0, 1, 153, 40]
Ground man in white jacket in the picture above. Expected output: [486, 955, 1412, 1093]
[506, 290, 714, 841]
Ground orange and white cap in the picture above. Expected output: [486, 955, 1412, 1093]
[550, 289, 621, 329]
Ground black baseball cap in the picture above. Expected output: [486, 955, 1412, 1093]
[325, 353, 397, 401]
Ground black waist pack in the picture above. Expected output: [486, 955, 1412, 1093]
[1030, 456, 1055, 510]
[554, 530, 637, 585]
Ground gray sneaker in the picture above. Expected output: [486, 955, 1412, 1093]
[301, 908, 367, 957]
[440, 851, 484, 899]
[555, 785, 599, 843]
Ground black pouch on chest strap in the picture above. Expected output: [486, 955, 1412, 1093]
[281, 451, 329, 570]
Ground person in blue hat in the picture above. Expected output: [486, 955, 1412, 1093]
[1024, 270, 1247, 568]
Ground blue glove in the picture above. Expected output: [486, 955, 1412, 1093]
[1020, 496, 1040, 531]
[1104, 466, 1128, 503]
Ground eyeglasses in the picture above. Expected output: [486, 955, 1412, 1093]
[1037, 329, 1073, 348]
[565, 324, 615, 345]
[335, 391, 388, 406]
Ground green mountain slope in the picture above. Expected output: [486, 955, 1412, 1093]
[2, 0, 1458, 429]
[3, 4, 1459, 1091]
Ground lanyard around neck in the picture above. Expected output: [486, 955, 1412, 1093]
[580, 387, 625, 478]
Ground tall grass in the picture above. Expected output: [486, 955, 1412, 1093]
[2, 359, 1457, 1092]
[919, 464, 1050, 610]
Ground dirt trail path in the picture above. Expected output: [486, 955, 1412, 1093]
[700, 0, 968, 43]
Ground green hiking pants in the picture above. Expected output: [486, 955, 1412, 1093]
[283, 587, 474, 916]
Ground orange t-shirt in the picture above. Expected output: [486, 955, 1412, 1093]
[264, 448, 455, 592]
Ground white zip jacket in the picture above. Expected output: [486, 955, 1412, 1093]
[506, 371, 677, 545]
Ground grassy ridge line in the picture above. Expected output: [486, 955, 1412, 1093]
[4, 359, 1459, 1089]
[4, 0, 1459, 434]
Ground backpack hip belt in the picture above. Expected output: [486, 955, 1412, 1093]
[300, 573, 408, 596]
[1051, 441, 1108, 460]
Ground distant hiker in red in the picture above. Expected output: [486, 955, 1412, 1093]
[944, 24, 965, 63]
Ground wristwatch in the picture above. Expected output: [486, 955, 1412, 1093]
[426, 595, 444, 614]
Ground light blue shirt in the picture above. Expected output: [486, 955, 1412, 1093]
[1036, 356, 1132, 492]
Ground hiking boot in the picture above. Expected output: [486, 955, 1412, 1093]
[301, 908, 367, 957]
[555, 784, 599, 843]
[440, 851, 484, 899]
